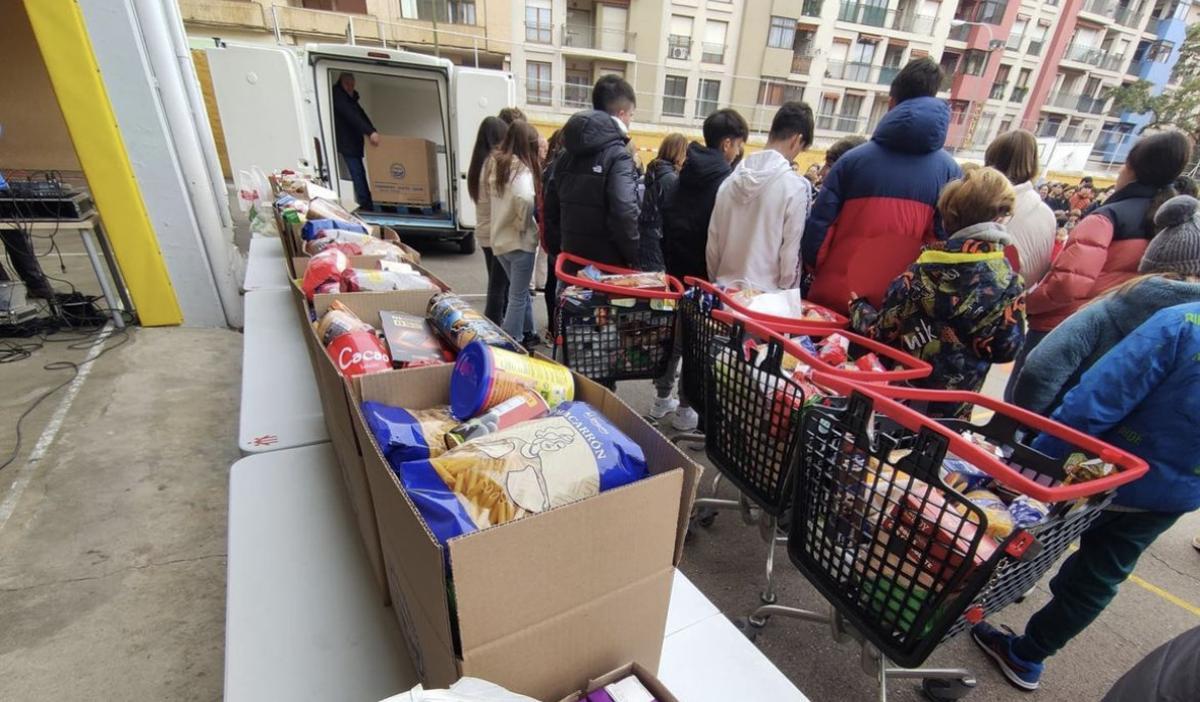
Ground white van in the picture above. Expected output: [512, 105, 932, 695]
[205, 43, 516, 253]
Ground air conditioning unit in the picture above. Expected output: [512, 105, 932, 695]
[670, 46, 689, 60]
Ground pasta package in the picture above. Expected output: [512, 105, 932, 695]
[394, 402, 648, 546]
[363, 402, 457, 464]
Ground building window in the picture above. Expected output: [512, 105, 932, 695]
[767, 16, 796, 49]
[702, 20, 727, 63]
[839, 94, 865, 132]
[696, 79, 720, 117]
[1028, 22, 1049, 56]
[962, 50, 989, 76]
[398, 0, 476, 22]
[1006, 17, 1027, 51]
[668, 15, 693, 60]
[526, 60, 552, 105]
[949, 99, 970, 125]
[758, 79, 805, 106]
[990, 64, 1010, 100]
[525, 0, 552, 43]
[1148, 40, 1175, 62]
[816, 95, 839, 129]
[663, 75, 687, 116]
[564, 69, 591, 108]
[450, 1, 476, 24]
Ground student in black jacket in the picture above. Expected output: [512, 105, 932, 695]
[638, 133, 686, 271]
[662, 109, 748, 282]
[332, 72, 380, 210]
[544, 75, 640, 269]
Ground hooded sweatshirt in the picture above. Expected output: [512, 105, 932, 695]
[543, 110, 639, 267]
[662, 142, 733, 281]
[1013, 276, 1200, 416]
[803, 96, 962, 313]
[707, 149, 812, 289]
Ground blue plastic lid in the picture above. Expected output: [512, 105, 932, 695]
[449, 341, 495, 420]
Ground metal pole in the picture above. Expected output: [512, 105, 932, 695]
[347, 16, 356, 45]
[377, 18, 386, 48]
[271, 5, 282, 45]
[432, 9, 440, 58]
[474, 38, 479, 67]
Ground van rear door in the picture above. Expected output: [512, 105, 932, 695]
[450, 68, 516, 229]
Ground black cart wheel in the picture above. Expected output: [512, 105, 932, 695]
[921, 677, 976, 701]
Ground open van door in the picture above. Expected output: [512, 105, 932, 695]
[205, 44, 316, 182]
[451, 67, 516, 230]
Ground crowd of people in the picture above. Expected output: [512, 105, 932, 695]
[464, 57, 1200, 695]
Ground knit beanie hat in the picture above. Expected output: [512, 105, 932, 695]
[1140, 195, 1200, 276]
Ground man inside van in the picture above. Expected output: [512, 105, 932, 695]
[333, 72, 380, 211]
[544, 74, 640, 269]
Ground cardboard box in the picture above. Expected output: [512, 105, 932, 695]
[558, 662, 680, 702]
[366, 136, 440, 206]
[352, 365, 700, 700]
[281, 220, 421, 279]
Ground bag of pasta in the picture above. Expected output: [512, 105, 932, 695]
[392, 402, 648, 546]
[363, 402, 457, 463]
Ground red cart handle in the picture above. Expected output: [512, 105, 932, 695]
[712, 308, 932, 383]
[809, 371, 1149, 503]
[683, 276, 848, 330]
[556, 253, 684, 299]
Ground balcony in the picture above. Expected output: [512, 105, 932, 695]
[1047, 91, 1109, 114]
[1081, 0, 1139, 27]
[792, 52, 816, 75]
[667, 34, 692, 60]
[526, 21, 553, 44]
[701, 42, 726, 64]
[879, 65, 901, 84]
[562, 24, 635, 54]
[939, 71, 955, 91]
[179, 0, 267, 28]
[1063, 43, 1113, 68]
[1061, 127, 1085, 142]
[948, 23, 970, 42]
[837, 2, 937, 34]
[816, 112, 866, 133]
[802, 0, 825, 17]
[825, 60, 876, 83]
[1010, 86, 1029, 102]
[954, 0, 1006, 25]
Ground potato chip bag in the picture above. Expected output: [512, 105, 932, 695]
[393, 402, 648, 546]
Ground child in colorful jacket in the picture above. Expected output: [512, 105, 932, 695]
[850, 165, 1026, 417]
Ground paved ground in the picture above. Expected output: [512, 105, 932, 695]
[0, 238, 1196, 701]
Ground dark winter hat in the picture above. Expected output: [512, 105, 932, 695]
[1140, 195, 1200, 276]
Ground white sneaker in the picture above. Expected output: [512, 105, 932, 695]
[649, 396, 679, 420]
[671, 406, 700, 432]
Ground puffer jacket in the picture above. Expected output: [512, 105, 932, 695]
[1026, 182, 1160, 331]
[543, 110, 639, 267]
[637, 159, 679, 272]
[1014, 276, 1200, 416]
[663, 142, 733, 281]
[1033, 302, 1200, 512]
[850, 222, 1026, 413]
[804, 96, 962, 314]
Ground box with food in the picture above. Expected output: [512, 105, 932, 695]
[379, 310, 454, 369]
[365, 136, 440, 206]
[351, 364, 700, 700]
[558, 662, 680, 702]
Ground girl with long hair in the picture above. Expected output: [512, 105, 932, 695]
[487, 121, 543, 346]
[467, 116, 509, 325]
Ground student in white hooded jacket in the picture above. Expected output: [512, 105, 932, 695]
[707, 101, 815, 290]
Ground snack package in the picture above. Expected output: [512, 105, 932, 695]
[817, 333, 850, 366]
[445, 391, 550, 448]
[428, 292, 523, 353]
[301, 218, 366, 240]
[578, 266, 668, 291]
[449, 341, 574, 419]
[1008, 495, 1050, 529]
[393, 402, 648, 546]
[341, 268, 438, 293]
[881, 481, 997, 585]
[379, 311, 454, 369]
[317, 299, 373, 346]
[317, 301, 391, 377]
[301, 249, 349, 300]
[589, 676, 657, 702]
[306, 197, 365, 226]
[855, 352, 886, 372]
[363, 402, 457, 463]
[961, 430, 1008, 460]
[801, 302, 841, 323]
[940, 456, 993, 494]
[1063, 453, 1116, 484]
[965, 489, 1015, 539]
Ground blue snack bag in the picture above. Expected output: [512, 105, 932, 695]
[362, 402, 457, 464]
[302, 218, 366, 240]
[394, 401, 648, 547]
[940, 455, 993, 494]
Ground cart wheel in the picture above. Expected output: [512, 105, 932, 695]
[697, 510, 718, 528]
[921, 677, 976, 701]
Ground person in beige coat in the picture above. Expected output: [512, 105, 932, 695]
[488, 121, 543, 346]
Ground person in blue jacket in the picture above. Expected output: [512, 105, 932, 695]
[972, 301, 1200, 692]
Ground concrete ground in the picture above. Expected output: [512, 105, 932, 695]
[0, 240, 1196, 701]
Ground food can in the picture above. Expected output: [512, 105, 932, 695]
[449, 341, 574, 420]
[444, 390, 550, 448]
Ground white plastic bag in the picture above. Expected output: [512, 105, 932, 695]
[380, 677, 540, 702]
[745, 288, 805, 318]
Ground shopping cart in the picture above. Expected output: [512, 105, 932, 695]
[693, 310, 933, 604]
[738, 342, 1148, 699]
[553, 253, 684, 384]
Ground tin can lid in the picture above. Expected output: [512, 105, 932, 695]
[449, 340, 494, 420]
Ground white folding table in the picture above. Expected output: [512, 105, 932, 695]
[242, 236, 290, 292]
[225, 444, 810, 702]
[239, 289, 328, 453]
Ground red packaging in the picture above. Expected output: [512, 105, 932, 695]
[855, 352, 886, 372]
[817, 333, 850, 366]
[301, 249, 348, 300]
[881, 482, 997, 585]
[326, 329, 391, 377]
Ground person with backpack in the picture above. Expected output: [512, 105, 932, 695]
[803, 57, 962, 314]
[544, 75, 640, 270]
[637, 133, 686, 272]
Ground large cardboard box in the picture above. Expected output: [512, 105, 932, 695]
[281, 221, 421, 280]
[352, 365, 700, 700]
[366, 136, 440, 206]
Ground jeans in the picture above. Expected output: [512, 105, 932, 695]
[496, 250, 536, 341]
[1003, 328, 1048, 403]
[481, 247, 509, 325]
[343, 155, 374, 211]
[1012, 509, 1183, 663]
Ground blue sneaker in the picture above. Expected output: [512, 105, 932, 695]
[971, 622, 1043, 691]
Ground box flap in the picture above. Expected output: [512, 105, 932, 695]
[461, 567, 673, 702]
[449, 468, 681, 652]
